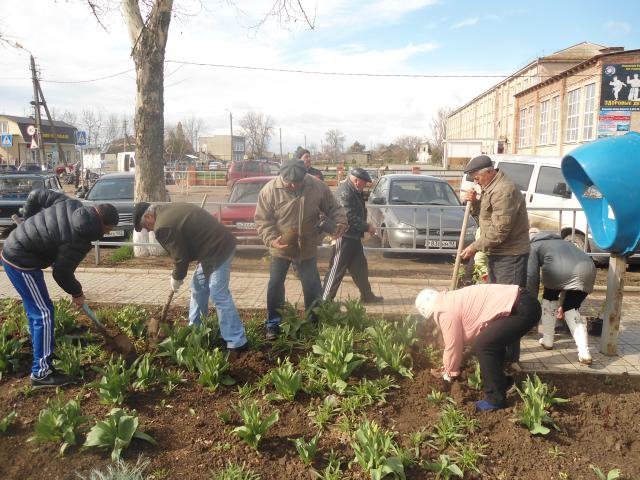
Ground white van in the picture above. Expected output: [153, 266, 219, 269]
[460, 154, 608, 264]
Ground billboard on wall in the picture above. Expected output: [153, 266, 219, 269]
[598, 109, 631, 138]
[601, 63, 640, 111]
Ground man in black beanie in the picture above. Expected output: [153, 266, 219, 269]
[298, 148, 324, 181]
[255, 160, 347, 340]
[1, 189, 119, 388]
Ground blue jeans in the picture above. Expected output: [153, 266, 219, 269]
[188, 250, 247, 349]
[267, 256, 322, 329]
[2, 261, 54, 379]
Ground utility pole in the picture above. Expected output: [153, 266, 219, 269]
[123, 119, 128, 172]
[229, 111, 233, 162]
[30, 55, 44, 165]
[304, 134, 307, 149]
[279, 128, 283, 162]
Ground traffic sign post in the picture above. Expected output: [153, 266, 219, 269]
[75, 131, 87, 146]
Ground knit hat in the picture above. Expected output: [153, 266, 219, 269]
[415, 288, 439, 320]
[280, 160, 307, 182]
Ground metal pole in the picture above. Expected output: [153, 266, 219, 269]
[279, 128, 283, 162]
[229, 112, 233, 162]
[30, 55, 44, 165]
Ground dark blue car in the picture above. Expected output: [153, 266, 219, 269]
[0, 172, 64, 235]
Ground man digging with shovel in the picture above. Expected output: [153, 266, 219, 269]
[133, 202, 248, 355]
[1, 189, 119, 388]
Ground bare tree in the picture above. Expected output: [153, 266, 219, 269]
[348, 141, 366, 153]
[324, 129, 345, 163]
[239, 111, 274, 159]
[429, 106, 453, 165]
[181, 115, 205, 151]
[80, 109, 104, 147]
[50, 108, 78, 126]
[394, 135, 422, 163]
[103, 113, 122, 147]
[165, 121, 194, 164]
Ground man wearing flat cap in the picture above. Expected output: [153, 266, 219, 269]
[460, 155, 531, 367]
[132, 202, 247, 353]
[255, 159, 347, 340]
[322, 167, 383, 303]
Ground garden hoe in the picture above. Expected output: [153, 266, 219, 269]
[82, 303, 136, 362]
[147, 290, 174, 342]
[450, 201, 473, 290]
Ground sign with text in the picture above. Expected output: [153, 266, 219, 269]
[597, 109, 631, 138]
[600, 63, 640, 111]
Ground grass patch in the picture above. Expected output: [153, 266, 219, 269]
[106, 245, 134, 264]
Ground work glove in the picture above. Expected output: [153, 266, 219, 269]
[170, 276, 183, 292]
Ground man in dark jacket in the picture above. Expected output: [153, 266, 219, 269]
[133, 202, 247, 352]
[322, 167, 383, 303]
[298, 148, 324, 181]
[1, 189, 119, 388]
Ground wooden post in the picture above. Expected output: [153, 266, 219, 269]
[599, 254, 626, 356]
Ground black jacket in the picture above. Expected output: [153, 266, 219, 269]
[336, 179, 368, 238]
[307, 166, 324, 181]
[1, 189, 104, 296]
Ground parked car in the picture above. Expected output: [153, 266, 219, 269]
[225, 160, 279, 187]
[0, 172, 64, 235]
[0, 164, 18, 173]
[215, 176, 272, 242]
[79, 172, 136, 240]
[18, 163, 47, 173]
[367, 174, 477, 256]
[459, 154, 638, 265]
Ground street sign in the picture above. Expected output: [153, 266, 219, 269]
[75, 130, 87, 146]
[1, 134, 12, 147]
[30, 138, 39, 150]
[26, 125, 36, 136]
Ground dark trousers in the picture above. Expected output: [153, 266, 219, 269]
[322, 236, 373, 301]
[266, 256, 322, 329]
[472, 291, 541, 406]
[543, 288, 588, 311]
[488, 253, 529, 362]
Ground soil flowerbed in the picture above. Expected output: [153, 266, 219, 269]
[0, 302, 638, 480]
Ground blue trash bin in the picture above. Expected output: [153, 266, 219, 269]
[561, 132, 640, 256]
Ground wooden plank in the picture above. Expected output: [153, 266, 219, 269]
[599, 254, 626, 356]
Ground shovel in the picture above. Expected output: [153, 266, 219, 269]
[450, 201, 473, 290]
[147, 290, 174, 341]
[82, 303, 136, 361]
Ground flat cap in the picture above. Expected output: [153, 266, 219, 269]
[280, 160, 307, 182]
[350, 167, 372, 183]
[132, 202, 150, 232]
[464, 155, 493, 174]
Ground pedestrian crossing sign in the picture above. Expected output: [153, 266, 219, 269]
[1, 134, 12, 147]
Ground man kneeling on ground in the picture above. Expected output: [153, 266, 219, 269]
[415, 284, 541, 411]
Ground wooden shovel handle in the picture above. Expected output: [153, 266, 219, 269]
[450, 202, 472, 291]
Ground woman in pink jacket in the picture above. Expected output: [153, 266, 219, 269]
[415, 284, 540, 411]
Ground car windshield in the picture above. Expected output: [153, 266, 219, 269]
[0, 177, 44, 195]
[389, 180, 460, 206]
[229, 181, 266, 203]
[86, 177, 134, 201]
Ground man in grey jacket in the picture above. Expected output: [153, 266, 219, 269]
[255, 160, 347, 340]
[527, 229, 596, 365]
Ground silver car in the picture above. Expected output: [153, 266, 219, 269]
[367, 174, 477, 254]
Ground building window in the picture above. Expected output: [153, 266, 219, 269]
[582, 83, 596, 140]
[518, 108, 527, 147]
[526, 106, 534, 147]
[550, 96, 560, 144]
[565, 88, 581, 142]
[539, 100, 549, 145]
[0, 121, 8, 134]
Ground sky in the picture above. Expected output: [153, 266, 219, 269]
[1, 0, 639, 154]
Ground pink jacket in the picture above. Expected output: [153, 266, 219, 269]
[432, 284, 520, 376]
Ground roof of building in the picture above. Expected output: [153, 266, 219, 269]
[447, 42, 613, 117]
[515, 47, 640, 96]
[102, 136, 136, 154]
[0, 114, 75, 129]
